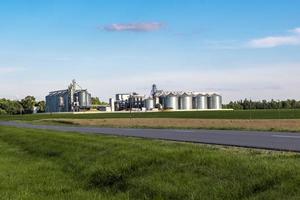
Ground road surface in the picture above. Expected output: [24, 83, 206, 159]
[1, 121, 300, 152]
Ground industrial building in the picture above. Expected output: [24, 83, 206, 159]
[111, 84, 222, 111]
[46, 80, 92, 112]
[111, 93, 145, 111]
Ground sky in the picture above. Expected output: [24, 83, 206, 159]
[0, 0, 300, 103]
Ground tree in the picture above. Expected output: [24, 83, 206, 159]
[91, 97, 108, 105]
[0, 99, 23, 115]
[21, 96, 36, 114]
[91, 97, 101, 105]
[8, 101, 23, 114]
[291, 99, 297, 109]
[0, 108, 7, 115]
[223, 99, 300, 110]
[36, 101, 46, 113]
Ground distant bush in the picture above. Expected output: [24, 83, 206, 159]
[0, 99, 23, 115]
[0, 108, 7, 115]
[91, 97, 109, 105]
[223, 99, 300, 110]
[0, 97, 45, 115]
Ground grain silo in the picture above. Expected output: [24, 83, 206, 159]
[145, 98, 154, 110]
[179, 93, 193, 110]
[164, 92, 178, 110]
[207, 93, 222, 109]
[195, 94, 208, 109]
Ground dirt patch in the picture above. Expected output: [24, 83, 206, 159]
[39, 118, 300, 132]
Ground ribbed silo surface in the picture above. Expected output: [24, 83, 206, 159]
[196, 94, 208, 109]
[87, 93, 92, 107]
[179, 94, 192, 110]
[207, 96, 212, 109]
[46, 90, 69, 112]
[145, 98, 154, 110]
[208, 94, 222, 109]
[164, 94, 178, 110]
[79, 90, 87, 107]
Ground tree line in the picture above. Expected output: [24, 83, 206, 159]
[0, 96, 108, 115]
[0, 96, 45, 115]
[223, 99, 300, 110]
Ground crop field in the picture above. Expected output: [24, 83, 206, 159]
[1, 109, 300, 121]
[39, 118, 300, 132]
[2, 110, 300, 133]
[0, 126, 300, 199]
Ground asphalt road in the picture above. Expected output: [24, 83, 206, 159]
[1, 121, 300, 152]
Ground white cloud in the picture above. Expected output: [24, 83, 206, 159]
[291, 27, 300, 34]
[103, 22, 164, 32]
[248, 27, 300, 48]
[248, 36, 300, 48]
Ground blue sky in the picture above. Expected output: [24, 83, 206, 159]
[0, 0, 300, 102]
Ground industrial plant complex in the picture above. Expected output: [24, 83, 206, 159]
[111, 84, 222, 112]
[46, 80, 92, 112]
[46, 81, 222, 113]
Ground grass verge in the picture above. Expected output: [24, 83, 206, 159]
[0, 126, 300, 199]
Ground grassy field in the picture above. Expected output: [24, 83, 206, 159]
[1, 109, 300, 121]
[38, 118, 300, 132]
[1, 126, 300, 199]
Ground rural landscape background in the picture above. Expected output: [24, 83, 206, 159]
[1, 0, 300, 199]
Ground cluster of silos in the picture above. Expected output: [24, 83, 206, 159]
[144, 92, 222, 111]
[46, 80, 92, 113]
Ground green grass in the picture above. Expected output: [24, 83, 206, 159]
[1, 126, 300, 199]
[1, 109, 300, 121]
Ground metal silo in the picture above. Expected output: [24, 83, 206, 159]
[59, 96, 64, 107]
[164, 93, 178, 110]
[192, 96, 197, 109]
[208, 94, 222, 109]
[196, 94, 208, 109]
[157, 94, 165, 110]
[87, 93, 91, 107]
[207, 95, 212, 109]
[109, 98, 115, 112]
[79, 90, 87, 107]
[179, 93, 192, 110]
[145, 98, 154, 110]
